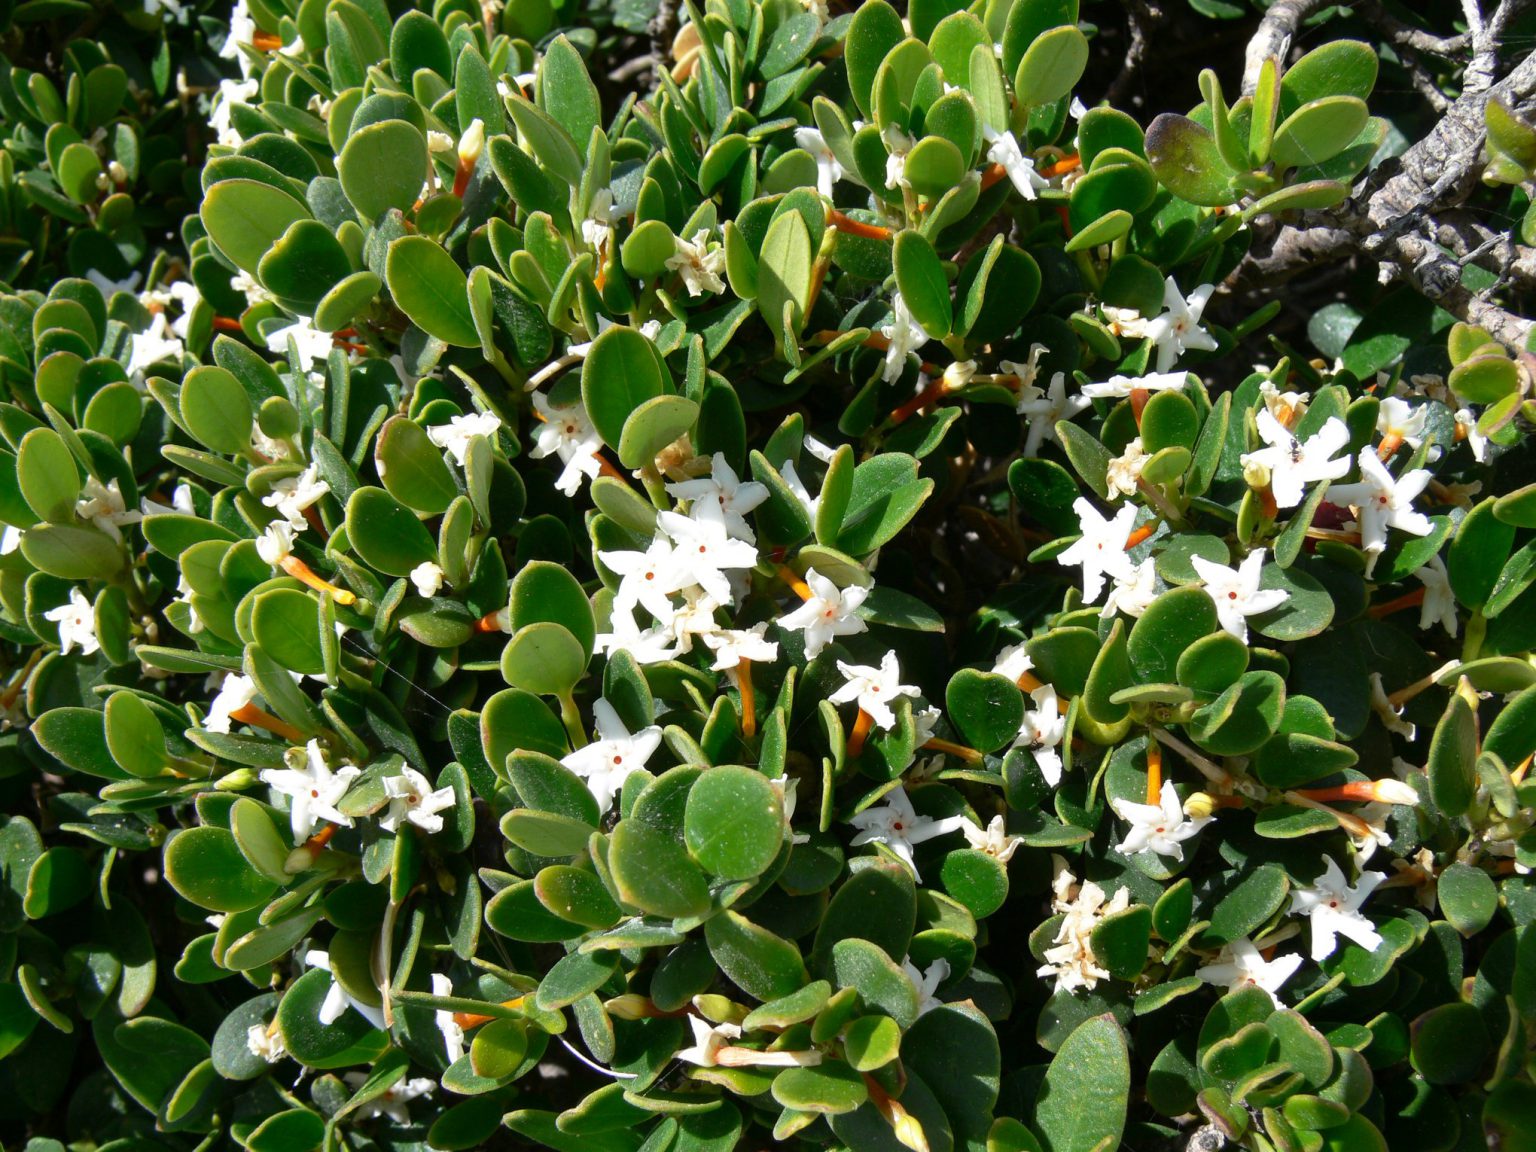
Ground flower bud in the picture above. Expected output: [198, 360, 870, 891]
[1242, 457, 1271, 490]
[215, 768, 257, 791]
[457, 118, 486, 167]
[1182, 792, 1216, 821]
[942, 360, 977, 390]
[603, 994, 655, 1020]
[427, 130, 455, 154]
[1372, 779, 1420, 806]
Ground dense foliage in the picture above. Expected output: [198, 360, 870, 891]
[2, 1, 1536, 1151]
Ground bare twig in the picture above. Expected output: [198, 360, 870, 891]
[1354, 0, 1471, 58]
[1242, 0, 1326, 96]
[1106, 0, 1165, 107]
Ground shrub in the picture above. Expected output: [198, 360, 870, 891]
[2, 1, 1535, 1150]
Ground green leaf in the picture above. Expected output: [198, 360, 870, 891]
[1145, 115, 1238, 207]
[893, 230, 951, 340]
[757, 210, 815, 349]
[1199, 864, 1290, 947]
[163, 827, 279, 913]
[772, 1059, 868, 1115]
[1014, 25, 1089, 108]
[704, 911, 807, 1001]
[201, 178, 312, 275]
[582, 325, 668, 449]
[1427, 692, 1478, 818]
[540, 36, 601, 153]
[608, 820, 710, 918]
[946, 669, 1024, 753]
[511, 560, 595, 662]
[346, 486, 436, 576]
[180, 366, 253, 456]
[1271, 96, 1370, 170]
[684, 766, 783, 880]
[386, 236, 479, 347]
[845, 1, 906, 118]
[619, 395, 700, 471]
[1437, 861, 1496, 937]
[501, 623, 587, 697]
[1034, 1015, 1130, 1152]
[376, 415, 458, 515]
[16, 427, 79, 523]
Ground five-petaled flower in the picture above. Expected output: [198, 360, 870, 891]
[1196, 937, 1303, 1008]
[830, 651, 920, 730]
[428, 410, 503, 467]
[777, 568, 869, 658]
[1144, 277, 1218, 372]
[1290, 856, 1386, 960]
[1055, 498, 1138, 605]
[1328, 451, 1434, 571]
[1110, 780, 1213, 861]
[260, 741, 360, 844]
[1189, 548, 1288, 642]
[846, 785, 967, 881]
[561, 698, 664, 811]
[666, 230, 727, 297]
[380, 766, 457, 834]
[44, 588, 100, 657]
[1018, 372, 1091, 457]
[1239, 411, 1352, 508]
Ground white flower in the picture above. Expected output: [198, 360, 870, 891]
[1349, 801, 1394, 864]
[1196, 938, 1303, 1008]
[703, 623, 778, 671]
[259, 740, 360, 844]
[879, 292, 929, 384]
[428, 410, 503, 467]
[1144, 277, 1218, 372]
[75, 477, 142, 543]
[1414, 554, 1457, 637]
[1079, 370, 1189, 400]
[1454, 408, 1487, 462]
[1036, 868, 1131, 993]
[1240, 411, 1352, 509]
[1368, 672, 1416, 740]
[410, 561, 445, 599]
[432, 973, 465, 1064]
[846, 785, 967, 881]
[1328, 451, 1434, 568]
[666, 452, 769, 543]
[677, 1013, 742, 1067]
[126, 312, 183, 378]
[903, 956, 951, 1016]
[205, 673, 258, 734]
[1189, 548, 1287, 643]
[1110, 780, 1213, 861]
[655, 505, 759, 606]
[209, 77, 258, 145]
[595, 601, 683, 664]
[530, 392, 603, 496]
[777, 568, 869, 658]
[581, 187, 621, 250]
[87, 268, 142, 297]
[1376, 396, 1428, 450]
[140, 481, 196, 518]
[830, 651, 920, 730]
[1000, 343, 1048, 390]
[794, 126, 844, 199]
[982, 127, 1047, 199]
[245, 1023, 286, 1063]
[264, 315, 333, 374]
[780, 459, 820, 520]
[230, 268, 273, 309]
[1260, 379, 1310, 426]
[666, 229, 727, 297]
[1104, 437, 1149, 499]
[1101, 558, 1159, 620]
[601, 535, 689, 624]
[1017, 371, 1091, 456]
[562, 698, 664, 811]
[0, 525, 17, 556]
[961, 814, 1024, 862]
[343, 1071, 434, 1121]
[1290, 857, 1386, 961]
[304, 950, 386, 1029]
[260, 464, 329, 531]
[882, 124, 914, 189]
[913, 705, 942, 747]
[991, 642, 1033, 682]
[380, 766, 456, 834]
[43, 589, 99, 657]
[1055, 498, 1138, 605]
[1015, 685, 1065, 786]
[256, 520, 294, 565]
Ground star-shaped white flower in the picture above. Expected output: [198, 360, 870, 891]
[1290, 856, 1386, 960]
[666, 452, 769, 543]
[432, 972, 466, 1064]
[777, 568, 869, 658]
[677, 1013, 742, 1067]
[991, 642, 1033, 682]
[1189, 548, 1287, 642]
[961, 814, 1024, 862]
[1367, 672, 1416, 740]
[702, 623, 778, 671]
[655, 504, 759, 605]
[1329, 451, 1434, 568]
[529, 391, 603, 496]
[1239, 410, 1352, 509]
[830, 651, 920, 730]
[1101, 557, 1159, 620]
[1144, 277, 1217, 372]
[1196, 937, 1303, 1008]
[983, 127, 1047, 200]
[562, 698, 664, 811]
[261, 464, 329, 531]
[380, 766, 456, 835]
[1055, 498, 1138, 605]
[1110, 780, 1213, 861]
[126, 312, 184, 379]
[256, 521, 294, 566]
[264, 315, 333, 374]
[209, 77, 257, 144]
[343, 1071, 435, 1121]
[1376, 396, 1428, 450]
[596, 601, 683, 664]
[601, 535, 688, 624]
[428, 410, 502, 467]
[1413, 554, 1457, 637]
[794, 126, 844, 199]
[75, 477, 142, 543]
[666, 229, 727, 297]
[846, 785, 967, 881]
[1016, 684, 1066, 786]
[880, 292, 929, 384]
[882, 124, 914, 190]
[1036, 869, 1130, 993]
[902, 956, 951, 1016]
[1017, 371, 1092, 456]
[581, 187, 621, 251]
[44, 588, 100, 657]
[205, 673, 258, 734]
[259, 740, 360, 844]
[1079, 369, 1188, 400]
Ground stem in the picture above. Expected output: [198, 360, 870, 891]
[1145, 737, 1163, 804]
[1376, 431, 1404, 461]
[1368, 586, 1426, 619]
[920, 738, 983, 765]
[736, 661, 756, 740]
